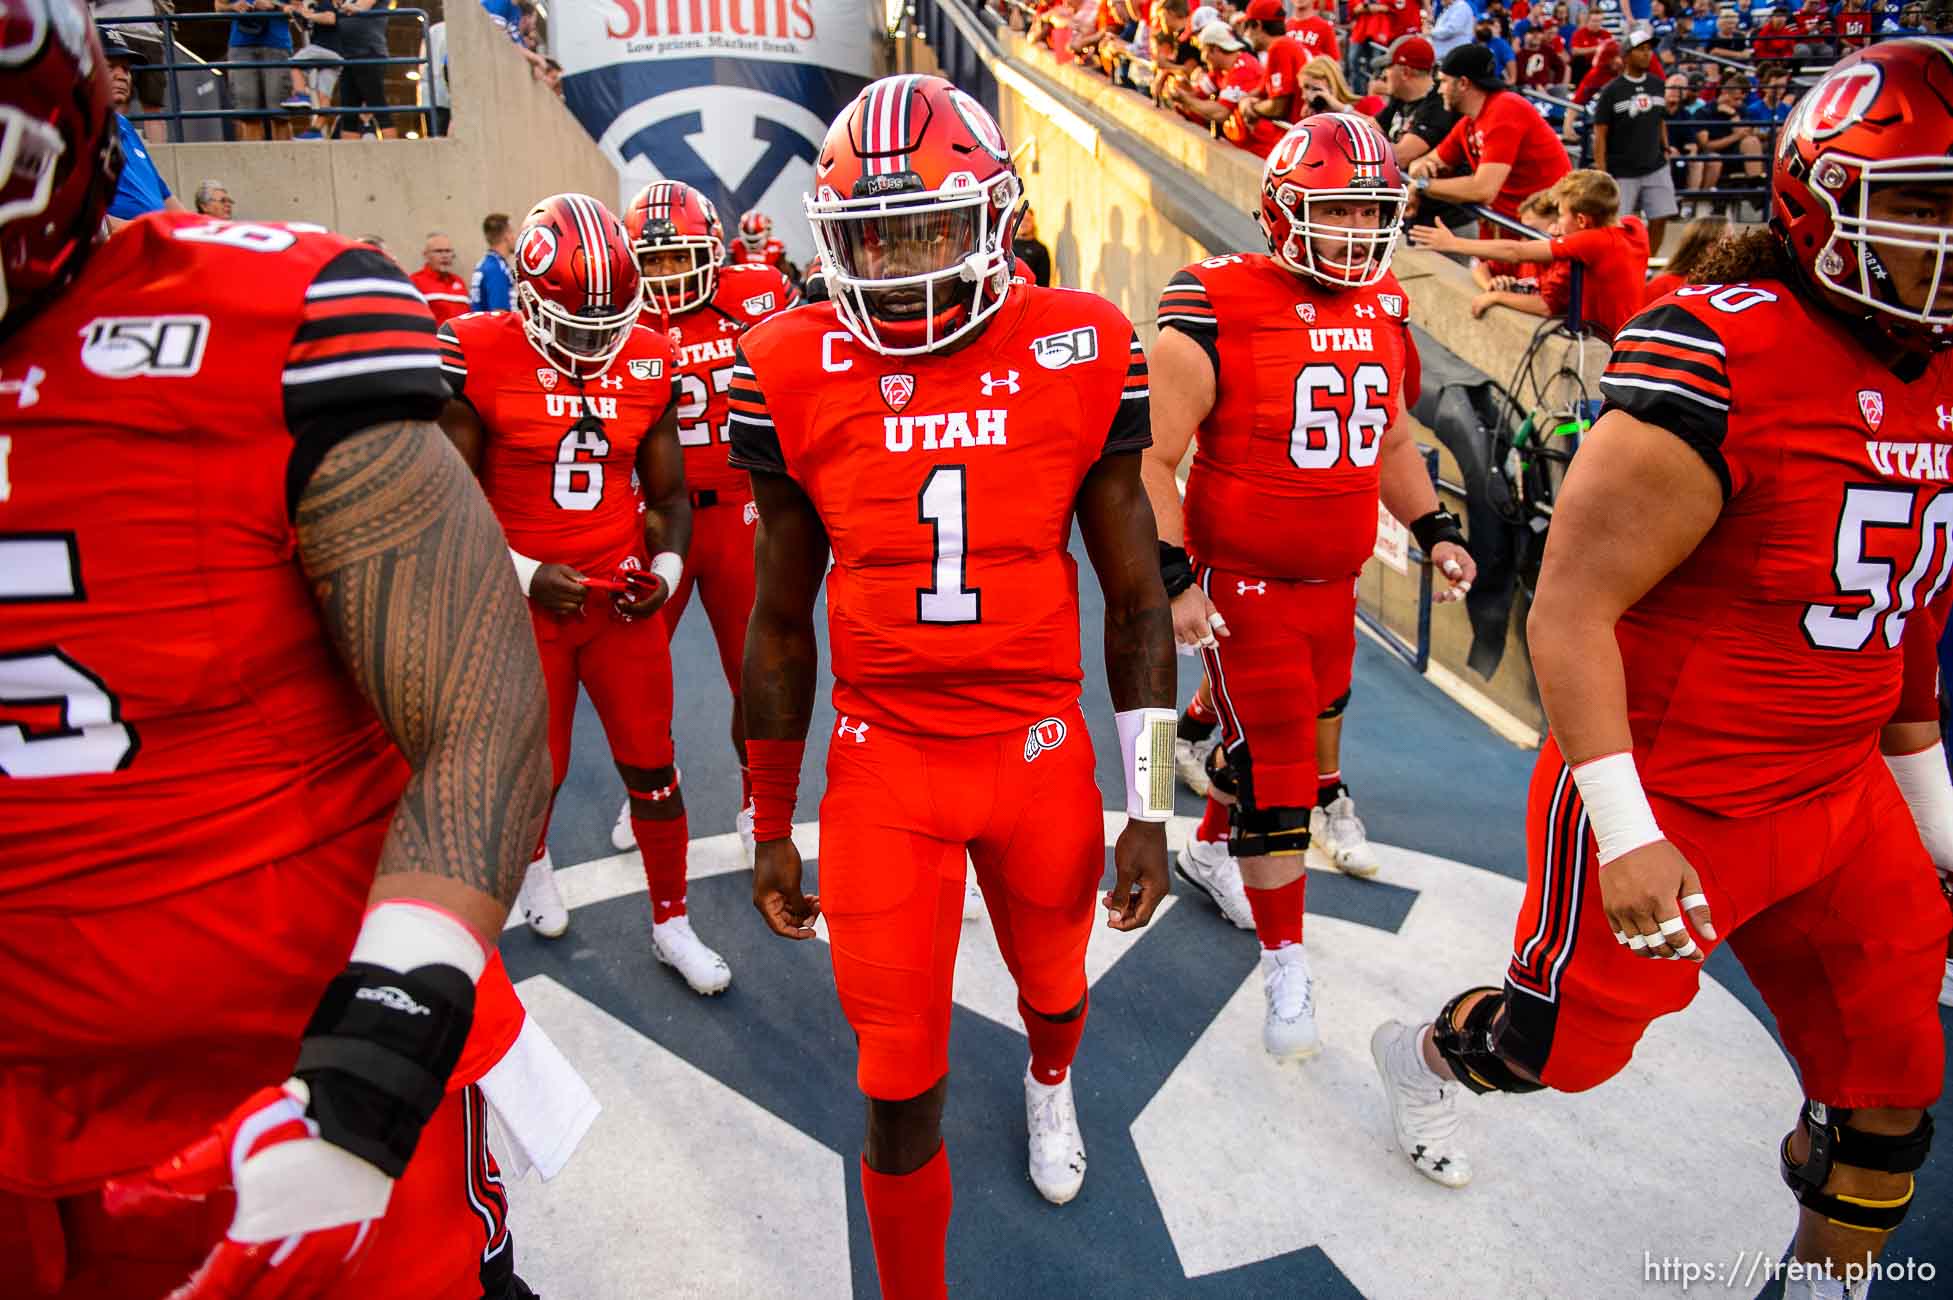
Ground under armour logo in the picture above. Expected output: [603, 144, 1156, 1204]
[980, 369, 1021, 396]
[0, 365, 44, 409]
[599, 373, 625, 390]
[1939, 405, 1953, 433]
[837, 715, 870, 743]
[1353, 304, 1376, 319]
[1237, 580, 1266, 595]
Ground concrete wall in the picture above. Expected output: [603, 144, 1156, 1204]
[911, 12, 1557, 736]
[149, 0, 619, 271]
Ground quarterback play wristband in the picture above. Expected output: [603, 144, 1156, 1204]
[649, 550, 684, 595]
[746, 738, 806, 841]
[1884, 742, 1953, 872]
[1116, 707, 1178, 822]
[508, 548, 542, 597]
[1570, 751, 1664, 866]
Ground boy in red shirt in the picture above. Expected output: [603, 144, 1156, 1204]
[1409, 169, 1650, 339]
[1284, 0, 1340, 61]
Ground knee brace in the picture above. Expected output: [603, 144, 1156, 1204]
[1317, 689, 1351, 721]
[1780, 1102, 1933, 1232]
[1228, 802, 1311, 858]
[1431, 987, 1548, 1096]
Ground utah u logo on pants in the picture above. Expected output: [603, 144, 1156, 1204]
[1023, 716, 1067, 761]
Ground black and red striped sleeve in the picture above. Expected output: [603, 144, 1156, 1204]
[1156, 268, 1219, 372]
[1101, 327, 1152, 457]
[1599, 304, 1735, 494]
[435, 319, 467, 396]
[725, 344, 787, 477]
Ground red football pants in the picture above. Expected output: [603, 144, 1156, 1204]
[657, 493, 757, 695]
[1196, 564, 1357, 810]
[531, 597, 676, 793]
[818, 705, 1105, 1100]
[1499, 735, 1950, 1108]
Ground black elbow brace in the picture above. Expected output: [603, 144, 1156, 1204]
[1409, 507, 1467, 555]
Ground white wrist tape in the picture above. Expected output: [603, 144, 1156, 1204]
[1569, 751, 1664, 866]
[649, 550, 683, 595]
[1884, 741, 1953, 872]
[1117, 707, 1178, 822]
[508, 548, 542, 597]
[349, 899, 488, 982]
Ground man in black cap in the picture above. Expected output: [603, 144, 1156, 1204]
[1590, 28, 1678, 249]
[100, 28, 187, 230]
[1408, 42, 1571, 243]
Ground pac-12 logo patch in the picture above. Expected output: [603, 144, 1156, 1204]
[1032, 326, 1099, 371]
[1024, 716, 1068, 761]
[1857, 388, 1884, 434]
[880, 373, 915, 413]
[537, 367, 559, 391]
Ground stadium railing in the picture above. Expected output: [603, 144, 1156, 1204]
[99, 10, 436, 142]
[1461, 203, 1585, 339]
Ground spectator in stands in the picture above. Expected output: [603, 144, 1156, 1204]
[1285, 0, 1338, 62]
[1344, 0, 1396, 90]
[1663, 73, 1705, 207]
[1569, 8, 1611, 82]
[1412, 168, 1649, 337]
[1648, 0, 1678, 54]
[1477, 185, 1566, 289]
[91, 0, 169, 142]
[1685, 0, 1717, 43]
[101, 27, 186, 227]
[1149, 0, 1197, 101]
[1517, 24, 1570, 89]
[1750, 5, 1797, 60]
[1409, 42, 1573, 247]
[290, 0, 344, 139]
[1744, 62, 1795, 122]
[479, 0, 522, 40]
[1693, 79, 1766, 208]
[336, 0, 397, 138]
[1238, 3, 1309, 135]
[1475, 19, 1518, 82]
[1431, 0, 1477, 59]
[1640, 211, 1729, 301]
[1590, 28, 1676, 249]
[193, 180, 235, 218]
[216, 0, 296, 141]
[471, 213, 516, 311]
[1168, 21, 1264, 128]
[1704, 9, 1751, 60]
[1835, 0, 1875, 48]
[1377, 34, 1460, 166]
[1014, 207, 1055, 286]
[1298, 55, 1363, 115]
[411, 232, 470, 322]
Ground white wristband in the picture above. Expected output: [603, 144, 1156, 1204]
[1116, 707, 1178, 822]
[348, 899, 488, 982]
[508, 548, 541, 597]
[1569, 751, 1664, 866]
[1884, 741, 1953, 873]
[649, 550, 683, 595]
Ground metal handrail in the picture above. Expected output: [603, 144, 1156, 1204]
[1462, 203, 1585, 337]
[98, 9, 435, 139]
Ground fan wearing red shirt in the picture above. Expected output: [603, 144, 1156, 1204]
[1408, 43, 1571, 271]
[1171, 21, 1265, 130]
[1411, 169, 1650, 339]
[1234, 1, 1305, 156]
[1285, 0, 1340, 61]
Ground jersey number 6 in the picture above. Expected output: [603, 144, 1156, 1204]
[0, 535, 139, 778]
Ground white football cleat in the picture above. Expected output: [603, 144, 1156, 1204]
[610, 799, 634, 852]
[1175, 734, 1217, 796]
[1310, 791, 1380, 879]
[652, 915, 732, 995]
[1174, 836, 1253, 930]
[1260, 945, 1321, 1061]
[517, 850, 568, 939]
[964, 873, 985, 923]
[1023, 1068, 1087, 1205]
[736, 800, 757, 868]
[1371, 1019, 1471, 1188]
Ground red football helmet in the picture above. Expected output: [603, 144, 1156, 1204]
[1, 0, 119, 336]
[806, 73, 1022, 356]
[736, 209, 771, 252]
[513, 193, 642, 379]
[625, 180, 724, 316]
[1772, 39, 1953, 349]
[1258, 113, 1407, 290]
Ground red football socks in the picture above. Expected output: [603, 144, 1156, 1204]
[860, 1145, 951, 1300]
[1245, 875, 1306, 951]
[633, 814, 690, 923]
[1019, 993, 1088, 1085]
[1196, 795, 1230, 844]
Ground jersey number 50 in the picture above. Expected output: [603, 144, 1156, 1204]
[1803, 484, 1953, 652]
[1289, 363, 1390, 470]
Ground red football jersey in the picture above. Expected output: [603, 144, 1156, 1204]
[1159, 253, 1420, 581]
[1600, 283, 1953, 815]
[0, 213, 456, 1189]
[640, 262, 797, 496]
[438, 312, 677, 575]
[731, 238, 791, 272]
[728, 286, 1150, 736]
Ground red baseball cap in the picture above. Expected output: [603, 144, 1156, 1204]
[1244, 0, 1286, 21]
[1387, 34, 1436, 71]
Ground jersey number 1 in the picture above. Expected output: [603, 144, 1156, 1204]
[918, 466, 980, 624]
[0, 536, 139, 777]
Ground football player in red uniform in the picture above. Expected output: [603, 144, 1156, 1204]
[437, 195, 733, 996]
[1370, 44, 1952, 1292]
[617, 180, 798, 862]
[731, 208, 799, 281]
[1145, 114, 1476, 1060]
[735, 75, 1176, 1299]
[0, 7, 557, 1296]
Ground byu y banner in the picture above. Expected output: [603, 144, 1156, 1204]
[553, 0, 874, 264]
